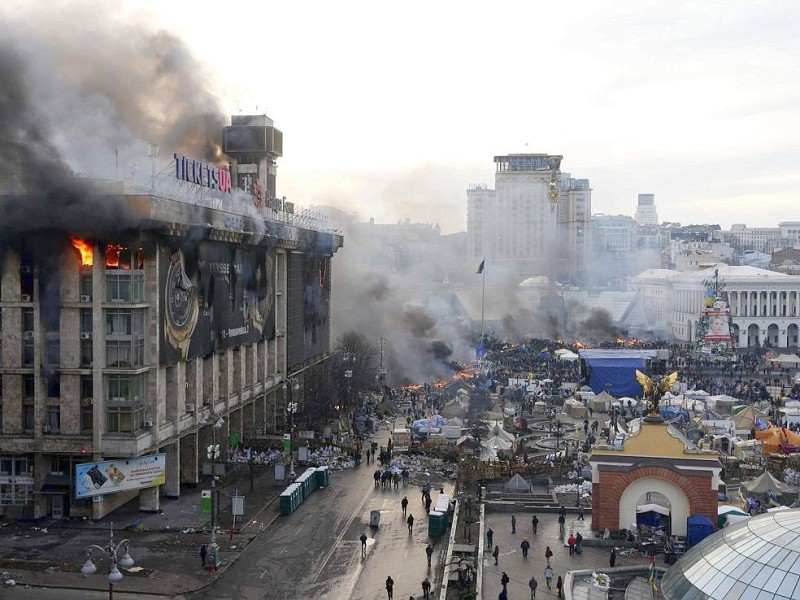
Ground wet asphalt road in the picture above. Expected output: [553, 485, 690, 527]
[189, 427, 447, 600]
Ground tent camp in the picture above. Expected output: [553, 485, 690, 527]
[742, 470, 798, 498]
[730, 405, 770, 433]
[588, 391, 615, 412]
[757, 427, 800, 454]
[769, 353, 800, 367]
[564, 398, 588, 418]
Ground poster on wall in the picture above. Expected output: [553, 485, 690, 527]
[159, 240, 276, 365]
[75, 454, 166, 499]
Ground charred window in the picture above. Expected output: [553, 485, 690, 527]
[22, 308, 34, 366]
[105, 244, 145, 302]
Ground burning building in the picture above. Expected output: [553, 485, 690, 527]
[0, 115, 342, 519]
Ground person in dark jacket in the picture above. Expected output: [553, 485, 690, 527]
[386, 575, 395, 599]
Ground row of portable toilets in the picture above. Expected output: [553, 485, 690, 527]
[279, 466, 330, 516]
[428, 493, 451, 537]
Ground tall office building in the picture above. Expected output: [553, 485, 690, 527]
[0, 115, 342, 520]
[467, 154, 591, 284]
[635, 193, 659, 226]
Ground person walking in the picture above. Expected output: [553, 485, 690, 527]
[520, 537, 530, 558]
[578, 504, 584, 520]
[575, 531, 583, 554]
[559, 505, 567, 518]
[544, 565, 554, 590]
[425, 544, 434, 567]
[558, 513, 566, 535]
[486, 527, 494, 550]
[199, 543, 207, 567]
[493, 544, 500, 565]
[610, 547, 617, 567]
[531, 514, 538, 534]
[545, 546, 553, 565]
[360, 533, 368, 556]
[501, 571, 510, 592]
[401, 496, 408, 515]
[528, 575, 538, 599]
[511, 514, 517, 534]
[422, 577, 432, 600]
[407, 514, 415, 534]
[567, 532, 576, 556]
[386, 575, 395, 599]
[556, 575, 563, 599]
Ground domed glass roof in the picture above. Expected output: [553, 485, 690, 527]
[662, 509, 800, 599]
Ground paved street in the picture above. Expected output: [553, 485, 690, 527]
[189, 427, 453, 600]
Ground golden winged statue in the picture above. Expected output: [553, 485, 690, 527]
[635, 370, 678, 416]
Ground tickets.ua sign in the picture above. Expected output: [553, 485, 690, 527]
[174, 153, 232, 193]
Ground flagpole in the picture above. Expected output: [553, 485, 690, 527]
[480, 261, 486, 341]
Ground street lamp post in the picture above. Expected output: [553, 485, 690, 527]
[200, 413, 224, 571]
[284, 378, 299, 481]
[81, 522, 134, 600]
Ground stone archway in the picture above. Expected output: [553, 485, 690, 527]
[789, 324, 799, 347]
[619, 477, 691, 536]
[767, 324, 780, 347]
[748, 323, 760, 347]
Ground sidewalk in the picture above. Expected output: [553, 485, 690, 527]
[0, 461, 290, 595]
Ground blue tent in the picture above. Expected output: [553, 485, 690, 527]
[578, 349, 658, 397]
[686, 514, 714, 546]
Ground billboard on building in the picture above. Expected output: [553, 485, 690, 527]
[75, 454, 166, 499]
[159, 239, 276, 365]
[287, 253, 331, 368]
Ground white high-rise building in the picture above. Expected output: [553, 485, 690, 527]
[467, 154, 591, 284]
[635, 193, 659, 226]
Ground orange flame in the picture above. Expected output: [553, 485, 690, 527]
[70, 237, 94, 266]
[105, 244, 125, 268]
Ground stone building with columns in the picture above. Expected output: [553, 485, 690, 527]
[632, 264, 800, 348]
[0, 115, 343, 520]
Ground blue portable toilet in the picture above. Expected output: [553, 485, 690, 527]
[686, 514, 714, 546]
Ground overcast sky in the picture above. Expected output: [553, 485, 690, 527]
[10, 1, 800, 233]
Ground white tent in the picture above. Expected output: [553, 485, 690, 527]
[558, 351, 579, 362]
[636, 503, 670, 516]
[769, 353, 800, 367]
[718, 505, 751, 526]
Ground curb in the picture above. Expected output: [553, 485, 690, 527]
[10, 493, 282, 596]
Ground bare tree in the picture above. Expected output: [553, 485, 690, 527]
[332, 331, 379, 409]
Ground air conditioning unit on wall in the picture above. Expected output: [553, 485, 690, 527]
[21, 294, 31, 302]
[143, 420, 153, 429]
[185, 403, 195, 414]
[82, 398, 93, 407]
[23, 331, 34, 339]
[80, 332, 92, 340]
[80, 295, 92, 302]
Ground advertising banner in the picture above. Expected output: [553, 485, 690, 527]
[75, 454, 166, 499]
[159, 239, 276, 365]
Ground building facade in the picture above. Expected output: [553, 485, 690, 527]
[631, 265, 800, 348]
[0, 115, 342, 520]
[634, 193, 658, 226]
[467, 154, 592, 284]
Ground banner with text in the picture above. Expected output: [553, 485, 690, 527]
[75, 454, 166, 499]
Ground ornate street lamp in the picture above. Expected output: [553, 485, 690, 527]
[81, 522, 134, 599]
[199, 413, 225, 571]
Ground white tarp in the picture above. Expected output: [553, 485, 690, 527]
[636, 503, 670, 515]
